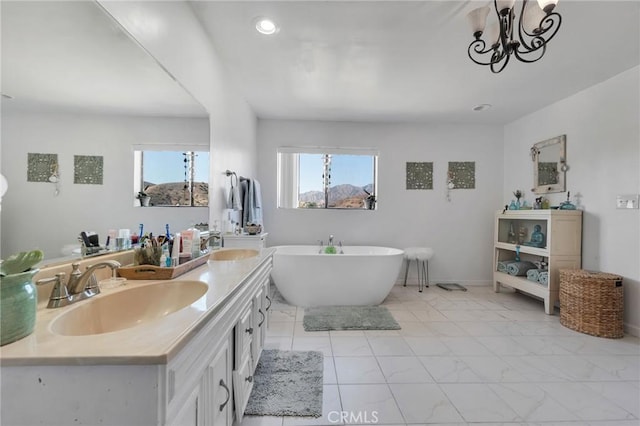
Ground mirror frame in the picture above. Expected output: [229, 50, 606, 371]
[532, 134, 567, 194]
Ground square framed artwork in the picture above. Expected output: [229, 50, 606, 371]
[448, 161, 475, 189]
[27, 153, 58, 182]
[406, 162, 433, 190]
[74, 155, 103, 185]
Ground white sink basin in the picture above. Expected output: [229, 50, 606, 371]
[50, 280, 208, 336]
[209, 249, 259, 261]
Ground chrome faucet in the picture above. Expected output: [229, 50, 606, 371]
[67, 260, 121, 295]
[200, 234, 222, 251]
[328, 235, 334, 247]
[36, 260, 121, 309]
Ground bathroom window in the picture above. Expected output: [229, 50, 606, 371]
[133, 145, 209, 207]
[277, 147, 378, 209]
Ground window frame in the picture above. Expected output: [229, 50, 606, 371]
[133, 144, 210, 208]
[277, 146, 379, 210]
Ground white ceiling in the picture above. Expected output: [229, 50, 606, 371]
[2, 1, 638, 125]
[1, 1, 207, 118]
[191, 1, 640, 125]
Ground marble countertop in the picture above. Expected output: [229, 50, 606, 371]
[0, 248, 275, 367]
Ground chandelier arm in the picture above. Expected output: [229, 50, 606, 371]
[513, 39, 547, 63]
[468, 39, 499, 66]
[518, 11, 561, 51]
[535, 12, 562, 44]
[490, 49, 510, 73]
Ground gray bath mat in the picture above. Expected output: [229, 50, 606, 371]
[245, 350, 323, 417]
[303, 305, 401, 331]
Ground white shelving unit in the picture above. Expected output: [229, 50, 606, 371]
[494, 209, 582, 314]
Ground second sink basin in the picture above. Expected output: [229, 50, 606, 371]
[50, 280, 208, 336]
[209, 249, 259, 261]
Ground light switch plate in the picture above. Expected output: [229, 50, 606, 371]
[616, 194, 639, 209]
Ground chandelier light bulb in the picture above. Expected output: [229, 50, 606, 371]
[523, 1, 547, 33]
[496, 0, 516, 14]
[537, 0, 559, 14]
[466, 6, 490, 37]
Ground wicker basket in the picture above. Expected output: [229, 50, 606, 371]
[559, 269, 624, 338]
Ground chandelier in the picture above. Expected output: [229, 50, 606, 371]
[466, 0, 561, 73]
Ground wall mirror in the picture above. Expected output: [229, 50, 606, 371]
[1, 1, 209, 263]
[531, 135, 567, 194]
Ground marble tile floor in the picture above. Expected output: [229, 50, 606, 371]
[241, 284, 639, 426]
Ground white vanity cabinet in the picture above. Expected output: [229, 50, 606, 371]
[0, 252, 274, 426]
[493, 209, 582, 314]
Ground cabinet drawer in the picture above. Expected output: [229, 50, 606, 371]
[232, 355, 255, 425]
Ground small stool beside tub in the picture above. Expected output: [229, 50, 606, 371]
[403, 247, 434, 293]
[559, 269, 624, 339]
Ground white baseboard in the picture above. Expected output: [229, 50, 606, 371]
[624, 322, 640, 337]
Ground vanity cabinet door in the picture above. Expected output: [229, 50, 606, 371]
[232, 354, 254, 425]
[201, 334, 233, 426]
[252, 285, 265, 368]
[235, 303, 254, 368]
[170, 382, 202, 426]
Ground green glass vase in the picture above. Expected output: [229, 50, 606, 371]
[1, 269, 38, 346]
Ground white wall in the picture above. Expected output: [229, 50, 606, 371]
[1, 110, 209, 259]
[99, 1, 258, 228]
[504, 66, 640, 335]
[257, 120, 504, 285]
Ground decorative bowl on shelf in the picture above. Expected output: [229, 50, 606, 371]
[244, 224, 262, 235]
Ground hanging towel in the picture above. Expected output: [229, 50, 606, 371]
[506, 261, 537, 276]
[526, 269, 540, 282]
[538, 271, 549, 286]
[227, 174, 242, 211]
[248, 179, 263, 225]
[497, 260, 517, 273]
[241, 179, 250, 227]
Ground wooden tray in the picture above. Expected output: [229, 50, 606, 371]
[116, 254, 209, 280]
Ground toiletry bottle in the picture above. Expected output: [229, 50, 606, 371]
[171, 232, 181, 266]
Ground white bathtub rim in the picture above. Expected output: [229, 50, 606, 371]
[272, 245, 404, 256]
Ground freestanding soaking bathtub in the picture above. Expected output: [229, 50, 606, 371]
[271, 245, 404, 307]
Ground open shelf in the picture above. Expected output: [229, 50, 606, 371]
[493, 210, 582, 315]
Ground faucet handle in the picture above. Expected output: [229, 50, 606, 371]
[36, 272, 70, 308]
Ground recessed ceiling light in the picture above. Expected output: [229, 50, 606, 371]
[255, 17, 278, 35]
[472, 103, 492, 112]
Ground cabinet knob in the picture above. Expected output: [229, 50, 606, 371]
[245, 327, 253, 335]
[245, 375, 253, 383]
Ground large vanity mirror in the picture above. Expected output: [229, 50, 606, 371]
[531, 135, 567, 194]
[1, 1, 210, 263]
